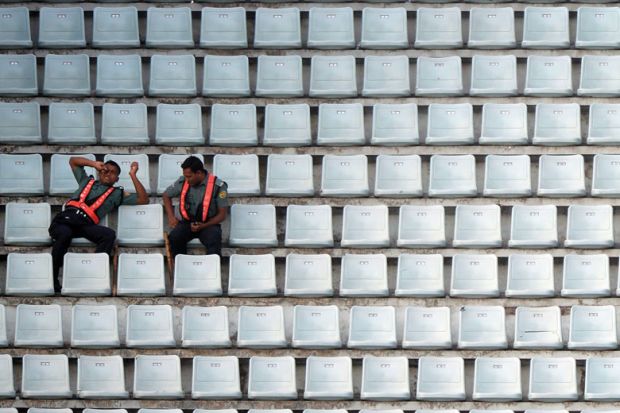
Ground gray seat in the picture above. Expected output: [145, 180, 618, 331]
[362, 56, 410, 97]
[522, 7, 570, 48]
[203, 55, 250, 97]
[317, 103, 365, 146]
[321, 155, 369, 197]
[0, 102, 41, 144]
[360, 7, 408, 49]
[537, 155, 586, 196]
[479, 103, 528, 145]
[588, 103, 620, 145]
[0, 153, 43, 195]
[395, 254, 444, 297]
[200, 7, 247, 49]
[371, 103, 419, 145]
[6, 253, 53, 296]
[415, 7, 462, 48]
[470, 55, 518, 96]
[228, 254, 276, 296]
[237, 306, 287, 348]
[229, 204, 277, 247]
[450, 254, 499, 297]
[397, 205, 446, 248]
[341, 205, 389, 248]
[71, 305, 120, 348]
[133, 355, 183, 399]
[209, 103, 257, 146]
[375, 154, 423, 197]
[181, 306, 230, 348]
[101, 103, 149, 145]
[4, 202, 51, 246]
[62, 252, 110, 296]
[285, 205, 333, 247]
[263, 104, 311, 147]
[514, 306, 562, 349]
[309, 56, 357, 98]
[506, 253, 555, 297]
[256, 55, 303, 97]
[416, 56, 463, 96]
[43, 54, 90, 96]
[524, 56, 572, 96]
[192, 356, 241, 399]
[285, 254, 333, 297]
[569, 305, 617, 349]
[48, 102, 95, 145]
[0, 306, 6, 347]
[592, 154, 620, 196]
[402, 306, 451, 349]
[468, 7, 516, 48]
[585, 358, 620, 400]
[428, 155, 477, 197]
[348, 306, 396, 349]
[0, 7, 32, 48]
[21, 355, 71, 398]
[340, 253, 388, 296]
[565, 205, 614, 248]
[416, 357, 466, 401]
[360, 357, 410, 400]
[576, 7, 620, 49]
[0, 355, 14, 397]
[173, 254, 221, 296]
[126, 305, 175, 348]
[155, 103, 204, 146]
[116, 253, 165, 296]
[265, 154, 314, 196]
[247, 356, 297, 400]
[534, 103, 582, 145]
[307, 7, 355, 49]
[213, 154, 259, 196]
[157, 154, 204, 195]
[529, 357, 577, 401]
[473, 357, 522, 401]
[579, 55, 620, 96]
[305, 356, 353, 400]
[0, 54, 37, 96]
[254, 7, 301, 48]
[484, 155, 532, 197]
[458, 306, 507, 349]
[38, 7, 85, 48]
[453, 205, 502, 248]
[92, 7, 140, 48]
[95, 54, 143, 97]
[102, 153, 150, 191]
[116, 205, 164, 247]
[77, 356, 128, 399]
[146, 7, 193, 48]
[426, 103, 474, 145]
[562, 254, 610, 297]
[292, 305, 341, 348]
[149, 55, 196, 97]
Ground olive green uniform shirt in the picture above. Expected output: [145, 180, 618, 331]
[164, 172, 228, 221]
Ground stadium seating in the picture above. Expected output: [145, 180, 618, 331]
[254, 7, 301, 49]
[360, 7, 408, 49]
[468, 7, 516, 48]
[305, 356, 353, 400]
[212, 154, 259, 196]
[292, 305, 341, 348]
[321, 155, 369, 196]
[452, 204, 502, 248]
[340, 253, 388, 296]
[397, 205, 446, 248]
[371, 103, 419, 145]
[263, 104, 312, 147]
[524, 56, 573, 96]
[579, 55, 620, 96]
[284, 254, 333, 297]
[0, 354, 14, 397]
[199, 7, 247, 49]
[584, 357, 620, 400]
[309, 56, 357, 97]
[307, 7, 355, 49]
[450, 254, 499, 297]
[61, 252, 111, 296]
[126, 304, 175, 348]
[77, 355, 128, 399]
[479, 103, 529, 145]
[533, 103, 582, 145]
[156, 154, 203, 195]
[21, 354, 71, 398]
[285, 205, 333, 247]
[426, 103, 474, 145]
[4, 202, 51, 246]
[247, 356, 297, 399]
[470, 55, 518, 96]
[568, 305, 617, 349]
[362, 56, 410, 97]
[416, 7, 462, 49]
[0, 54, 37, 96]
[0, 101, 41, 144]
[483, 155, 532, 197]
[537, 155, 586, 196]
[265, 154, 314, 196]
[227, 254, 276, 296]
[229, 204, 277, 247]
[95, 55, 143, 97]
[203, 55, 250, 97]
[402, 306, 451, 349]
[561, 254, 611, 297]
[514, 306, 563, 349]
[38, 7, 85, 48]
[0, 154, 44, 195]
[360, 356, 410, 400]
[209, 103, 257, 146]
[416, 357, 466, 401]
[341, 205, 389, 247]
[181, 306, 231, 348]
[317, 103, 365, 146]
[133, 355, 183, 399]
[148, 55, 196, 97]
[5, 253, 54, 296]
[428, 155, 477, 197]
[116, 204, 164, 246]
[172, 254, 221, 296]
[92, 6, 140, 48]
[0, 7, 32, 48]
[237, 305, 287, 348]
[47, 102, 95, 145]
[416, 56, 463, 96]
[522, 7, 570, 48]
[116, 253, 165, 296]
[565, 205, 614, 248]
[15, 304, 63, 347]
[395, 254, 444, 297]
[576, 7, 620, 48]
[375, 154, 423, 197]
[43, 54, 90, 96]
[509, 205, 558, 248]
[145, 7, 193, 48]
[473, 357, 522, 401]
[458, 306, 507, 349]
[192, 356, 242, 399]
[348, 306, 396, 349]
[505, 253, 555, 297]
[71, 304, 120, 348]
[101, 103, 149, 145]
[528, 357, 578, 401]
[155, 104, 204, 146]
[256, 55, 303, 97]
[592, 154, 620, 196]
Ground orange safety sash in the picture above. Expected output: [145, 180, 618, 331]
[65, 178, 116, 225]
[180, 174, 217, 222]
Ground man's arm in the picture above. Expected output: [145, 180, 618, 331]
[70, 156, 104, 171]
[128, 161, 149, 205]
[191, 207, 227, 232]
[162, 192, 179, 228]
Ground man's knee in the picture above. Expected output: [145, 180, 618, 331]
[200, 225, 222, 244]
[49, 223, 72, 241]
[100, 227, 116, 242]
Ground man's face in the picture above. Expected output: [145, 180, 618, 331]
[183, 168, 204, 186]
[99, 164, 120, 185]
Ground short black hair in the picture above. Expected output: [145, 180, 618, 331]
[181, 156, 205, 173]
[104, 160, 121, 175]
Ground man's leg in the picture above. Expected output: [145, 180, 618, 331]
[198, 224, 222, 256]
[48, 221, 75, 292]
[80, 224, 117, 255]
[168, 221, 194, 257]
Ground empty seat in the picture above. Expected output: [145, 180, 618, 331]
[473, 357, 522, 401]
[397, 205, 446, 248]
[415, 7, 462, 48]
[579, 55, 620, 96]
[200, 7, 247, 49]
[182, 306, 231, 348]
[0, 102, 41, 144]
[0, 355, 14, 397]
[479, 103, 529, 145]
[71, 305, 120, 348]
[305, 357, 353, 400]
[340, 253, 388, 296]
[514, 306, 562, 349]
[146, 7, 193, 48]
[428, 155, 477, 197]
[468, 7, 516, 48]
[38, 7, 85, 48]
[562, 254, 610, 297]
[48, 102, 95, 145]
[203, 55, 249, 97]
[309, 56, 357, 98]
[155, 103, 203, 146]
[92, 6, 140, 48]
[360, 357, 410, 400]
[529, 357, 578, 401]
[522, 7, 570, 48]
[173, 254, 221, 296]
[209, 103, 257, 146]
[453, 205, 502, 248]
[451, 254, 499, 297]
[228, 254, 276, 296]
[509, 205, 558, 248]
[237, 306, 287, 348]
[0, 306, 6, 347]
[307, 7, 355, 49]
[285, 205, 333, 247]
[116, 205, 164, 246]
[133, 355, 183, 399]
[585, 358, 620, 400]
[362, 56, 410, 97]
[576, 7, 620, 48]
[0, 154, 43, 195]
[43, 54, 90, 96]
[5, 253, 53, 296]
[533, 104, 582, 145]
[484, 155, 532, 197]
[77, 356, 127, 399]
[317, 103, 365, 146]
[116, 253, 165, 296]
[402, 306, 451, 349]
[458, 306, 507, 349]
[348, 306, 396, 349]
[506, 254, 555, 297]
[149, 55, 196, 96]
[470, 55, 518, 96]
[229, 204, 277, 247]
[95, 54, 143, 97]
[101, 103, 149, 145]
[21, 355, 71, 398]
[15, 304, 62, 347]
[192, 356, 241, 399]
[569, 305, 617, 349]
[256, 55, 303, 98]
[0, 7, 32, 48]
[263, 104, 311, 147]
[371, 103, 419, 145]
[248, 356, 297, 399]
[285, 254, 333, 297]
[254, 7, 301, 48]
[416, 56, 463, 96]
[157, 154, 203, 195]
[292, 305, 341, 348]
[321, 155, 369, 196]
[592, 154, 620, 196]
[524, 56, 572, 96]
[588, 103, 620, 145]
[537, 155, 586, 196]
[375, 154, 422, 197]
[103, 154, 150, 189]
[126, 305, 175, 348]
[341, 205, 389, 248]
[4, 202, 51, 246]
[426, 103, 474, 145]
[417, 357, 466, 401]
[396, 254, 444, 297]
[565, 205, 614, 248]
[0, 54, 37, 96]
[62, 252, 110, 296]
[265, 154, 314, 196]
[360, 7, 408, 49]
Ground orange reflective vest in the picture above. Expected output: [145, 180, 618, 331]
[65, 178, 116, 225]
[180, 174, 217, 223]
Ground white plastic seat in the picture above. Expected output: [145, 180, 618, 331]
[483, 155, 531, 197]
[307, 7, 355, 49]
[254, 7, 301, 48]
[43, 54, 90, 96]
[237, 306, 287, 348]
[305, 356, 353, 400]
[155, 104, 203, 146]
[309, 56, 357, 98]
[458, 306, 507, 349]
[202, 55, 249, 97]
[416, 357, 466, 401]
[397, 205, 446, 248]
[149, 55, 196, 97]
[509, 205, 558, 248]
[156, 154, 203, 195]
[101, 103, 149, 145]
[15, 304, 63, 347]
[116, 205, 163, 247]
[473, 357, 522, 401]
[585, 358, 620, 400]
[92, 6, 140, 48]
[537, 155, 586, 197]
[522, 7, 570, 48]
[428, 155, 477, 197]
[592, 154, 620, 197]
[470, 55, 518, 96]
[38, 7, 85, 48]
[360, 7, 408, 49]
[292, 305, 341, 348]
[256, 55, 303, 97]
[514, 306, 563, 349]
[588, 103, 620, 145]
[213, 154, 259, 196]
[77, 356, 128, 399]
[317, 103, 365, 146]
[126, 305, 175, 348]
[453, 205, 502, 248]
[0, 306, 7, 347]
[450, 254, 499, 297]
[182, 306, 230, 348]
[95, 54, 142, 97]
[396, 254, 444, 297]
[0, 154, 43, 195]
[506, 254, 554, 297]
[579, 55, 620, 96]
[133, 355, 183, 399]
[321, 155, 369, 197]
[228, 254, 276, 296]
[116, 253, 165, 296]
[0, 7, 32, 48]
[4, 202, 51, 246]
[340, 253, 387, 297]
[200, 7, 247, 49]
[415, 7, 462, 48]
[71, 305, 119, 348]
[229, 204, 277, 247]
[375, 155, 422, 197]
[565, 205, 614, 248]
[5, 253, 53, 296]
[21, 355, 71, 398]
[529, 357, 578, 401]
[284, 254, 332, 297]
[0, 355, 14, 397]
[62, 253, 110, 296]
[569, 305, 617, 349]
[576, 7, 620, 49]
[103, 153, 150, 193]
[426, 103, 474, 145]
[285, 205, 333, 247]
[47, 102, 95, 145]
[479, 103, 529, 145]
[371, 103, 419, 145]
[362, 56, 410, 97]
[0, 102, 41, 144]
[416, 56, 463, 96]
[146, 7, 193, 48]
[0, 54, 37, 96]
[468, 7, 516, 48]
[247, 356, 297, 400]
[524, 56, 573, 96]
[360, 357, 410, 400]
[348, 306, 397, 349]
[209, 103, 257, 146]
[402, 306, 451, 349]
[263, 104, 311, 147]
[533, 104, 582, 145]
[341, 205, 389, 248]
[265, 154, 314, 196]
[173, 254, 221, 296]
[192, 356, 241, 399]
[562, 254, 610, 297]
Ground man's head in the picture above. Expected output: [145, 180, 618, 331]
[181, 156, 206, 186]
[99, 160, 121, 185]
